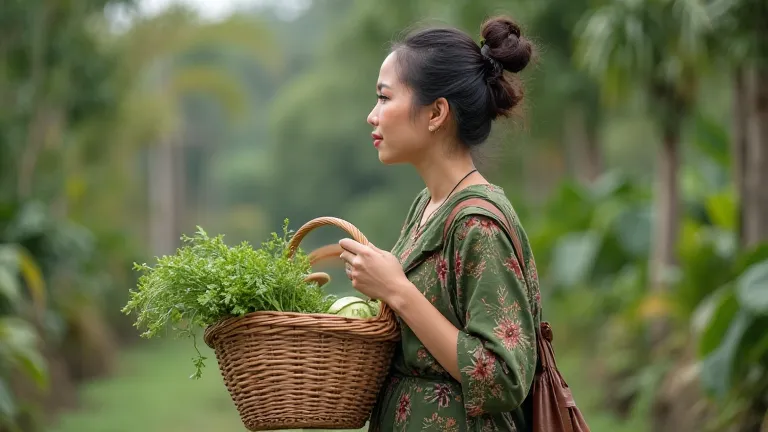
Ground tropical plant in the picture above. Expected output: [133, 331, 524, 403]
[0, 242, 48, 429]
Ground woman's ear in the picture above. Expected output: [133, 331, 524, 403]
[429, 97, 450, 131]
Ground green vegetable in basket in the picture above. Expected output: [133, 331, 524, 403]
[327, 296, 380, 318]
[121, 219, 336, 379]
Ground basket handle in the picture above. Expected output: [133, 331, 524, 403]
[287, 217, 394, 322]
[287, 217, 369, 255]
[303, 271, 331, 287]
[302, 244, 343, 290]
[308, 243, 346, 267]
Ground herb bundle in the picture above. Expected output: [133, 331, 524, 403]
[122, 220, 335, 378]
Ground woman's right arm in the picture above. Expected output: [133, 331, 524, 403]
[450, 214, 537, 417]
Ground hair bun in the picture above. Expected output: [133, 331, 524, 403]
[480, 16, 533, 74]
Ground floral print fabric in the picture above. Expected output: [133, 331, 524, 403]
[369, 184, 541, 432]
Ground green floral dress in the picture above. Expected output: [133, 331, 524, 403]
[368, 184, 542, 432]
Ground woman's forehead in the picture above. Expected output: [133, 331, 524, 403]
[377, 52, 399, 87]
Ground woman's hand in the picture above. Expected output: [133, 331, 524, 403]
[338, 238, 410, 303]
[339, 238, 463, 381]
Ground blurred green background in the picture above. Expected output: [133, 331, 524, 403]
[1, 0, 767, 431]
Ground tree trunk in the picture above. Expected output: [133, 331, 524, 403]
[148, 60, 181, 257]
[584, 128, 603, 183]
[648, 125, 681, 432]
[173, 135, 186, 244]
[649, 127, 680, 342]
[742, 65, 768, 248]
[563, 104, 603, 184]
[17, 2, 49, 199]
[148, 135, 177, 256]
[732, 68, 748, 247]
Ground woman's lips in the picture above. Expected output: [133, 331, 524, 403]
[372, 132, 383, 148]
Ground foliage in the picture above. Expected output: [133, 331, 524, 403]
[122, 220, 334, 379]
[1, 0, 765, 430]
[707, 0, 768, 63]
[0, 243, 48, 429]
[0, 2, 144, 428]
[525, 110, 768, 428]
[114, 6, 282, 134]
[694, 251, 768, 429]
[575, 0, 711, 114]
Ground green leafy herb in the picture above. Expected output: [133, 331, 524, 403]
[121, 220, 335, 379]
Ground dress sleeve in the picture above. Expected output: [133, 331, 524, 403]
[450, 214, 537, 417]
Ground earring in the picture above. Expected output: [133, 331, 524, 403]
[429, 125, 435, 132]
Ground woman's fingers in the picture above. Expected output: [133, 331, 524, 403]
[339, 238, 370, 256]
[339, 250, 356, 281]
[339, 250, 355, 265]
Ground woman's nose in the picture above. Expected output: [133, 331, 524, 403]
[367, 108, 378, 127]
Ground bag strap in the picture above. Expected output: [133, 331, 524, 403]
[442, 197, 561, 375]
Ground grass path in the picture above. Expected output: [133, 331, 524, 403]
[49, 338, 365, 432]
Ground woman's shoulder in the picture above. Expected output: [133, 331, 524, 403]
[444, 183, 535, 251]
[450, 183, 519, 229]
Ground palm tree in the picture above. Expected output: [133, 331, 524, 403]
[112, 6, 281, 256]
[709, 0, 768, 248]
[575, 2, 734, 429]
[575, 0, 712, 318]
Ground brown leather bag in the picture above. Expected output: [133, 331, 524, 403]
[444, 198, 591, 432]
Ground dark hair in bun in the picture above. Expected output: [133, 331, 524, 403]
[391, 15, 535, 148]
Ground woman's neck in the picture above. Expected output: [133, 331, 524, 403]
[414, 148, 481, 203]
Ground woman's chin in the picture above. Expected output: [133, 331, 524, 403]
[377, 149, 396, 165]
[376, 145, 410, 165]
[379, 153, 413, 166]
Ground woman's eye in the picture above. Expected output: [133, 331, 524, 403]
[377, 94, 389, 101]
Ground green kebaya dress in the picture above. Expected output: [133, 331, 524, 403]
[368, 184, 542, 432]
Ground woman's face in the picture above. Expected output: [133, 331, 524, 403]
[367, 51, 433, 165]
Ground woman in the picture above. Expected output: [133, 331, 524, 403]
[338, 16, 542, 432]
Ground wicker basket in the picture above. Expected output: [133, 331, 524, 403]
[203, 217, 401, 431]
